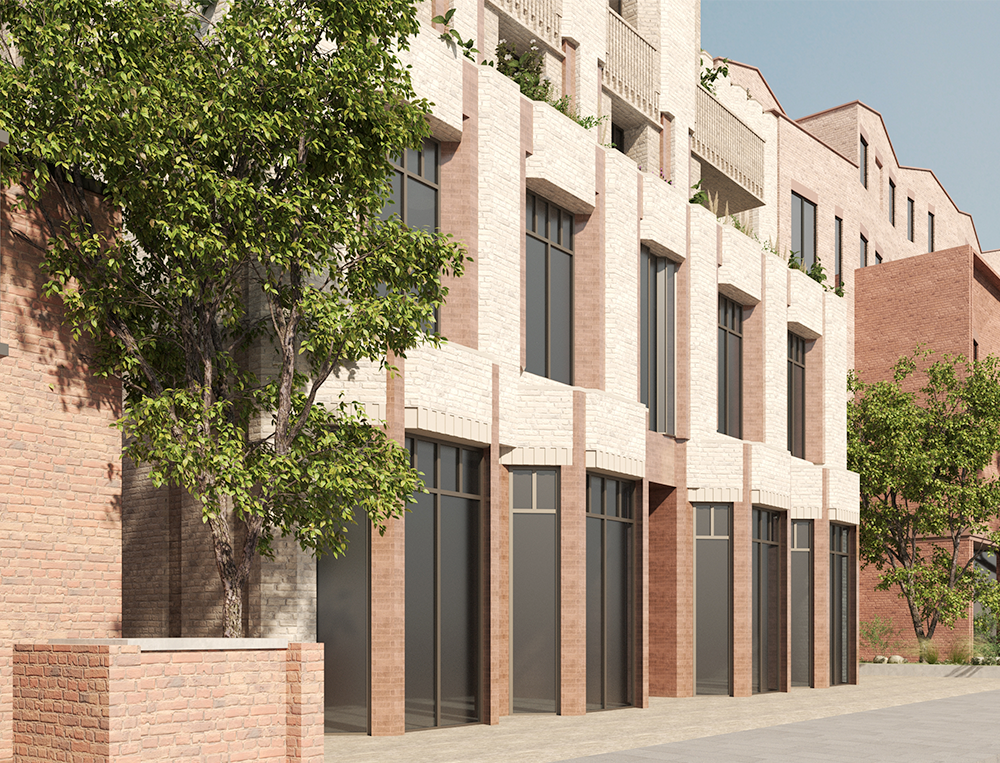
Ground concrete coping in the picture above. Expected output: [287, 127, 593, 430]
[860, 662, 1000, 677]
[46, 638, 292, 652]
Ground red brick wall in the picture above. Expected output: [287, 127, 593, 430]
[12, 642, 323, 763]
[1, 186, 122, 761]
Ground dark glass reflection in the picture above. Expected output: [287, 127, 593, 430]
[405, 491, 436, 729]
[513, 512, 558, 712]
[549, 249, 572, 385]
[317, 523, 369, 733]
[696, 503, 730, 695]
[526, 237, 548, 377]
[791, 520, 812, 687]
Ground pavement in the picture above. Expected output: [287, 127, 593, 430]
[325, 671, 1000, 762]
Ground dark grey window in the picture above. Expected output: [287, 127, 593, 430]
[608, 0, 622, 12]
[526, 193, 574, 385]
[586, 475, 634, 711]
[859, 135, 868, 187]
[317, 522, 370, 733]
[928, 212, 935, 253]
[860, 234, 868, 268]
[791, 192, 816, 269]
[695, 503, 731, 695]
[791, 520, 813, 687]
[830, 524, 852, 686]
[611, 123, 626, 154]
[752, 508, 781, 694]
[511, 468, 560, 713]
[385, 139, 439, 231]
[641, 247, 676, 434]
[907, 198, 914, 241]
[834, 217, 843, 287]
[889, 179, 896, 226]
[788, 333, 805, 459]
[405, 437, 483, 729]
[875, 251, 883, 265]
[718, 295, 742, 439]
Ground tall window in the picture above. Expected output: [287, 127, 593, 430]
[889, 179, 896, 226]
[385, 140, 439, 231]
[510, 469, 560, 713]
[718, 295, 743, 439]
[834, 217, 843, 287]
[875, 251, 883, 265]
[640, 247, 676, 434]
[791, 192, 817, 269]
[907, 198, 914, 241]
[860, 234, 868, 268]
[526, 193, 574, 384]
[405, 438, 483, 729]
[830, 524, 853, 686]
[586, 475, 634, 711]
[695, 503, 731, 695]
[928, 212, 935, 252]
[752, 508, 781, 694]
[788, 333, 805, 459]
[859, 136, 868, 187]
[791, 520, 813, 687]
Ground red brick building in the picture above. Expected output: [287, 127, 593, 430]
[0, 161, 123, 758]
[854, 246, 1000, 660]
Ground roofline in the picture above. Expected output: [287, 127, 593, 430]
[792, 101, 982, 253]
[716, 58, 786, 116]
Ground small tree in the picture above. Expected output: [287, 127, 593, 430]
[849, 351, 1000, 644]
[0, 0, 465, 636]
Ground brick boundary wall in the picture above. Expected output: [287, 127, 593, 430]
[11, 640, 323, 763]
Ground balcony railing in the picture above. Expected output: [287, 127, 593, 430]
[489, 0, 561, 50]
[602, 9, 658, 120]
[694, 88, 765, 204]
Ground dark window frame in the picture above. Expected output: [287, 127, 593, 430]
[404, 436, 484, 730]
[787, 333, 806, 459]
[834, 217, 843, 287]
[752, 507, 782, 694]
[928, 212, 935, 253]
[889, 179, 896, 226]
[791, 192, 817, 270]
[790, 519, 813, 687]
[586, 474, 635, 711]
[859, 135, 868, 187]
[526, 192, 574, 384]
[640, 247, 676, 434]
[860, 234, 868, 268]
[718, 295, 743, 439]
[907, 198, 914, 242]
[830, 523, 854, 686]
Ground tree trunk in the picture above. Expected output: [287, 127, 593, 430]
[222, 574, 244, 638]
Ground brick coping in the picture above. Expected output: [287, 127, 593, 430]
[43, 637, 293, 651]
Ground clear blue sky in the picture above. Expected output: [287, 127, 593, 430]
[701, 1, 1000, 251]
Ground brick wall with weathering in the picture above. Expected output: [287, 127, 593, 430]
[11, 641, 323, 763]
[1, 184, 122, 762]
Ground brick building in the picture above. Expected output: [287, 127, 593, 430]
[115, 0, 997, 740]
[0, 132, 123, 760]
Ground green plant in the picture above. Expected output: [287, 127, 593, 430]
[974, 610, 1000, 663]
[689, 180, 709, 206]
[807, 259, 828, 287]
[787, 250, 802, 271]
[860, 615, 903, 656]
[700, 57, 729, 94]
[549, 94, 607, 130]
[433, 8, 478, 61]
[496, 39, 550, 101]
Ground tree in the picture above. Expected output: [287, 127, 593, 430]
[0, 0, 465, 636]
[848, 351, 1000, 644]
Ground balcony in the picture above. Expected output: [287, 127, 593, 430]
[488, 0, 561, 50]
[693, 88, 765, 214]
[602, 9, 658, 121]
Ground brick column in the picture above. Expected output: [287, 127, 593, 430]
[572, 148, 606, 391]
[485, 363, 505, 723]
[287, 643, 324, 763]
[813, 511, 831, 688]
[732, 444, 753, 697]
[560, 390, 587, 715]
[370, 355, 406, 735]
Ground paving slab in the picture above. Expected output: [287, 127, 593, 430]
[325, 675, 1000, 762]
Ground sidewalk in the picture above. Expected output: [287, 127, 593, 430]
[325, 672, 1000, 762]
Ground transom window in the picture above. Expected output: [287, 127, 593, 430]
[526, 193, 574, 384]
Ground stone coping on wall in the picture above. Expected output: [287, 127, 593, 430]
[46, 637, 291, 651]
[860, 663, 1000, 677]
